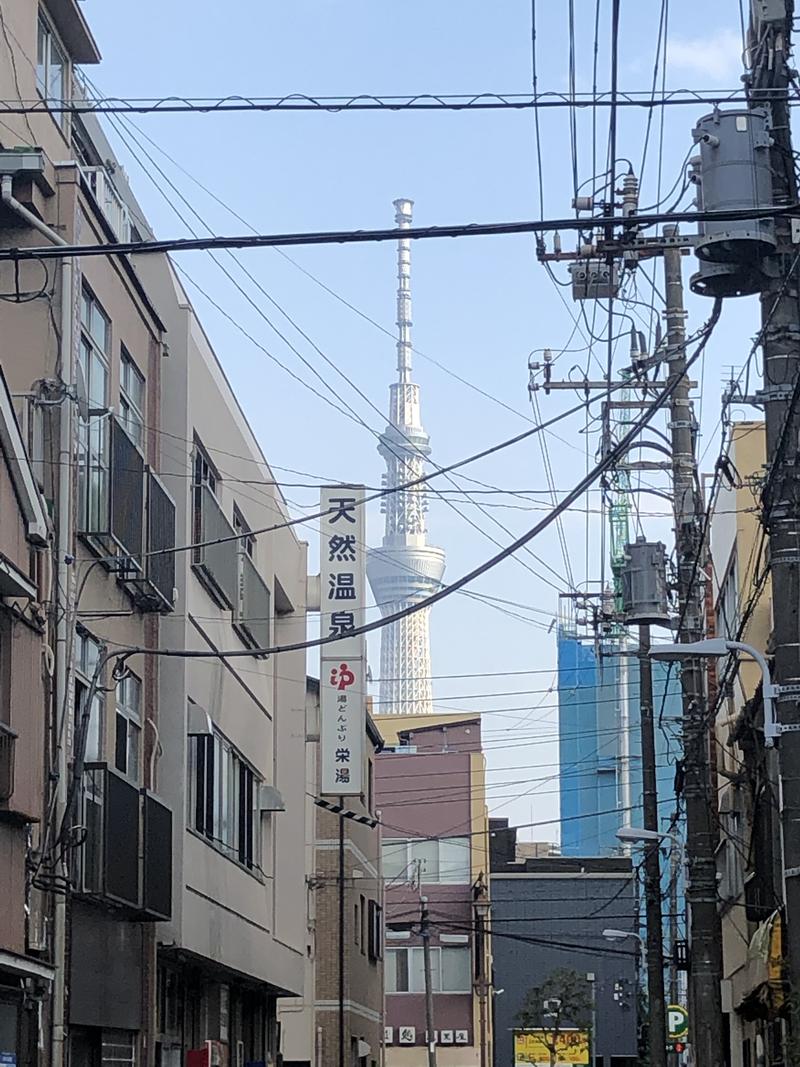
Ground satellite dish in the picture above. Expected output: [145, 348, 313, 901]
[74, 362, 89, 422]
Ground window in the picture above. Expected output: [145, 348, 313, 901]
[354, 901, 360, 948]
[385, 947, 471, 994]
[381, 837, 471, 885]
[192, 441, 218, 563]
[716, 557, 739, 642]
[120, 348, 145, 448]
[101, 1029, 136, 1067]
[233, 506, 255, 559]
[367, 900, 383, 961]
[115, 672, 142, 784]
[360, 894, 367, 955]
[36, 16, 69, 129]
[78, 288, 111, 533]
[187, 729, 261, 872]
[74, 630, 104, 763]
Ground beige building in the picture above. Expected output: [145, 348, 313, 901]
[0, 2, 310, 1066]
[710, 421, 783, 1066]
[279, 679, 384, 1067]
[0, 364, 52, 1063]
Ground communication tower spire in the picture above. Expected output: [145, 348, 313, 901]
[367, 200, 446, 715]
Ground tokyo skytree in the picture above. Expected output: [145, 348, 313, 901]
[367, 199, 446, 716]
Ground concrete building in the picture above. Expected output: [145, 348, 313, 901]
[710, 421, 782, 1067]
[490, 820, 639, 1067]
[279, 679, 384, 1067]
[0, 365, 51, 1065]
[135, 252, 309, 1067]
[374, 714, 492, 1067]
[0, 4, 310, 1066]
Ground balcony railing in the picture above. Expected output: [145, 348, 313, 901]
[193, 484, 238, 607]
[236, 552, 272, 652]
[75, 763, 172, 920]
[0, 723, 16, 801]
[81, 166, 131, 242]
[125, 471, 176, 613]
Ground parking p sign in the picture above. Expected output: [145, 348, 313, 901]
[668, 1005, 689, 1041]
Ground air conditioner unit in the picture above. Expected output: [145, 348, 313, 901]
[455, 1030, 469, 1045]
[398, 1027, 415, 1045]
[439, 1031, 454, 1045]
[383, 1028, 393, 1046]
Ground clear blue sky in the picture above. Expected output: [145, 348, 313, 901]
[82, 0, 761, 839]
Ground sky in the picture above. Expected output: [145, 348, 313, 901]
[80, 0, 765, 840]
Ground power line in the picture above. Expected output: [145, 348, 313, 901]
[5, 206, 798, 262]
[2, 88, 774, 116]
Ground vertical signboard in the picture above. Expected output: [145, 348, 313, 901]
[320, 487, 366, 795]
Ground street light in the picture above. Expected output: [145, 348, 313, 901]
[602, 928, 644, 945]
[649, 638, 778, 745]
[617, 825, 683, 852]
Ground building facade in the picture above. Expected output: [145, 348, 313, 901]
[0, 3, 310, 1066]
[0, 365, 52, 1067]
[710, 421, 783, 1067]
[374, 715, 492, 1067]
[490, 822, 639, 1067]
[279, 679, 384, 1067]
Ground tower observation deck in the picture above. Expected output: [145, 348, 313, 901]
[367, 199, 446, 716]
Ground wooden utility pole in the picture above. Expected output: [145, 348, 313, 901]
[662, 230, 724, 1066]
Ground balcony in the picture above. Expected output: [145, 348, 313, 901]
[81, 166, 131, 242]
[193, 484, 238, 607]
[235, 552, 272, 652]
[79, 418, 176, 613]
[75, 763, 172, 921]
[0, 723, 16, 802]
[125, 471, 176, 613]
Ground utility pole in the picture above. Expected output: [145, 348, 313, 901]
[420, 896, 438, 1067]
[638, 623, 667, 1067]
[746, 3, 800, 1051]
[663, 229, 723, 1066]
[338, 813, 345, 1067]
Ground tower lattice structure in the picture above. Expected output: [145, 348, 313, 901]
[367, 199, 446, 716]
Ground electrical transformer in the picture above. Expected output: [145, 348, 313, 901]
[689, 258, 765, 299]
[620, 539, 671, 627]
[692, 108, 775, 264]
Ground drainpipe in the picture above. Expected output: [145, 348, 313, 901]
[2, 172, 74, 1067]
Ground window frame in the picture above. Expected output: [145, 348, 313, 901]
[186, 727, 262, 876]
[114, 671, 142, 784]
[385, 945, 471, 994]
[78, 286, 111, 536]
[74, 629, 105, 764]
[192, 440, 219, 564]
[119, 347, 146, 449]
[36, 13, 70, 132]
[381, 836, 471, 886]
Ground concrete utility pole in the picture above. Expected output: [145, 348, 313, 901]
[638, 624, 667, 1067]
[748, 0, 800, 1045]
[421, 897, 438, 1067]
[662, 230, 724, 1066]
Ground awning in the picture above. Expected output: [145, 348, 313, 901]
[0, 950, 54, 982]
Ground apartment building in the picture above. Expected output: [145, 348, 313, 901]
[0, 2, 310, 1066]
[136, 251, 309, 1067]
[373, 715, 492, 1067]
[710, 421, 783, 1067]
[279, 679, 384, 1067]
[0, 366, 51, 1066]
